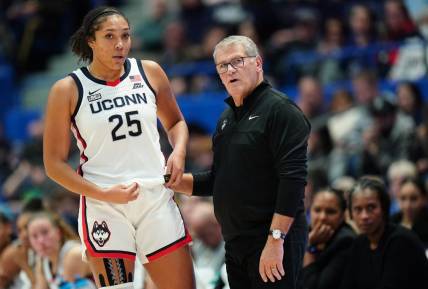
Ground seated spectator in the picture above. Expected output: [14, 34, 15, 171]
[27, 211, 95, 289]
[0, 211, 12, 254]
[396, 82, 424, 125]
[328, 89, 354, 114]
[133, 0, 174, 53]
[296, 76, 326, 120]
[0, 197, 44, 289]
[317, 18, 347, 84]
[348, 4, 378, 48]
[301, 189, 356, 289]
[386, 159, 418, 214]
[346, 4, 380, 77]
[383, 0, 420, 42]
[189, 201, 225, 289]
[391, 177, 428, 248]
[341, 176, 428, 289]
[361, 97, 415, 176]
[412, 104, 428, 178]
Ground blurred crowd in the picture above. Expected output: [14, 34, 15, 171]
[1, 0, 428, 289]
[0, 0, 125, 74]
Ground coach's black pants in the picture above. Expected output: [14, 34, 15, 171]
[225, 213, 307, 289]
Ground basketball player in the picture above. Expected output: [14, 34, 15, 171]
[43, 6, 195, 289]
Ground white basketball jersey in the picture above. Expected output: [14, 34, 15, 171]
[70, 58, 165, 188]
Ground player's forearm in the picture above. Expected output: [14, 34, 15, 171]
[44, 159, 103, 199]
[166, 119, 188, 156]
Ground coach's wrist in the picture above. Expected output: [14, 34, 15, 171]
[267, 235, 284, 245]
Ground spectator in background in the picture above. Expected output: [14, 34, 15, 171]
[328, 89, 354, 114]
[307, 123, 332, 178]
[384, 0, 426, 80]
[6, 0, 73, 73]
[161, 20, 191, 66]
[297, 76, 326, 120]
[0, 197, 44, 289]
[411, 104, 428, 179]
[391, 177, 428, 248]
[396, 82, 424, 125]
[133, 0, 174, 53]
[188, 201, 225, 289]
[188, 25, 228, 93]
[28, 211, 95, 289]
[346, 4, 380, 77]
[383, 0, 420, 42]
[341, 176, 428, 289]
[0, 131, 13, 185]
[348, 4, 377, 48]
[270, 7, 320, 85]
[362, 97, 415, 176]
[2, 138, 48, 202]
[387, 159, 418, 214]
[0, 212, 12, 256]
[301, 189, 356, 289]
[304, 168, 329, 214]
[317, 18, 347, 84]
[186, 124, 213, 172]
[179, 0, 214, 45]
[327, 71, 379, 180]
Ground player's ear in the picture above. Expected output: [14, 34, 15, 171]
[87, 36, 95, 49]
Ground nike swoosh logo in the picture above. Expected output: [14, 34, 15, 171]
[249, 115, 260, 120]
[89, 88, 102, 95]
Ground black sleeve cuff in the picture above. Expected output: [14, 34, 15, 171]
[275, 179, 305, 217]
[192, 171, 214, 196]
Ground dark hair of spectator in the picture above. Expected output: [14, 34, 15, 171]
[0, 211, 11, 224]
[22, 197, 44, 213]
[70, 6, 130, 63]
[400, 177, 427, 197]
[313, 188, 347, 212]
[349, 176, 390, 222]
[399, 82, 423, 109]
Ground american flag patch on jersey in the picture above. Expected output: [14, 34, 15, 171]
[130, 75, 142, 82]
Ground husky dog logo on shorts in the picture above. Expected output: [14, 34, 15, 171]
[91, 221, 111, 247]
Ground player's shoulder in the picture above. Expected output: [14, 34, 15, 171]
[47, 75, 79, 106]
[51, 75, 78, 94]
[140, 59, 164, 76]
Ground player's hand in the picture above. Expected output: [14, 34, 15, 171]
[165, 150, 185, 188]
[259, 238, 285, 283]
[100, 182, 139, 204]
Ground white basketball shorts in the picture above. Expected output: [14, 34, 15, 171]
[78, 183, 191, 263]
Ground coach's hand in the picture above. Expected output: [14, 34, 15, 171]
[101, 182, 140, 204]
[165, 150, 185, 188]
[259, 237, 285, 283]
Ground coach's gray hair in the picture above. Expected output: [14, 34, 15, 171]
[213, 35, 259, 60]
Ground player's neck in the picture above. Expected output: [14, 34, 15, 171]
[88, 61, 123, 82]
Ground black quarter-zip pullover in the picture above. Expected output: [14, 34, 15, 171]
[193, 81, 311, 241]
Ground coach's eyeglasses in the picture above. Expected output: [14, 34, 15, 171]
[216, 56, 256, 74]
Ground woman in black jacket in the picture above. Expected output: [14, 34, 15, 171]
[391, 177, 428, 248]
[301, 188, 356, 289]
[341, 176, 428, 289]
